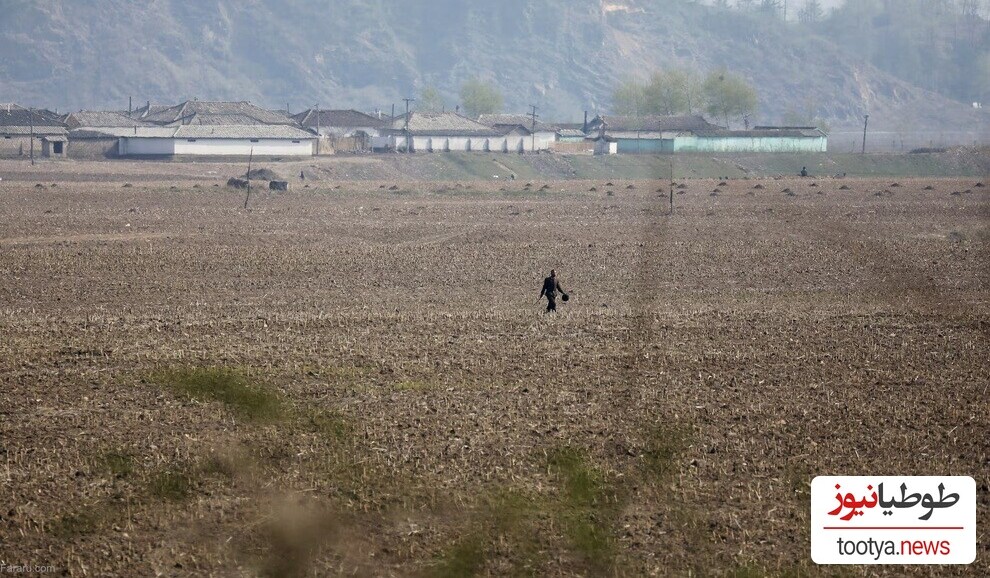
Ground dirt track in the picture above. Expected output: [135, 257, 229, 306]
[0, 168, 987, 576]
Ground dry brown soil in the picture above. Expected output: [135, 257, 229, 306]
[0, 161, 987, 576]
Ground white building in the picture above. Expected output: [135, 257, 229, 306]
[478, 114, 558, 151]
[291, 109, 387, 138]
[383, 112, 548, 153]
[118, 125, 316, 157]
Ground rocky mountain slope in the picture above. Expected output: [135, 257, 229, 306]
[1, 0, 987, 132]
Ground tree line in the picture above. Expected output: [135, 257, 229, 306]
[416, 71, 764, 131]
[416, 79, 504, 118]
[611, 68, 759, 129]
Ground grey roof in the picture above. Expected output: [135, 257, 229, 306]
[72, 125, 315, 140]
[293, 109, 386, 128]
[478, 113, 559, 132]
[143, 101, 297, 125]
[175, 113, 276, 126]
[693, 128, 826, 138]
[591, 115, 721, 132]
[65, 110, 152, 128]
[72, 126, 178, 138]
[69, 129, 129, 139]
[0, 126, 67, 135]
[0, 107, 65, 129]
[384, 112, 502, 136]
[557, 128, 587, 137]
[130, 103, 174, 119]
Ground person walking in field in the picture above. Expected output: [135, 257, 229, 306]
[539, 269, 568, 313]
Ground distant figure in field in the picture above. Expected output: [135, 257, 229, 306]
[299, 170, 305, 181]
[540, 270, 568, 313]
[800, 167, 809, 177]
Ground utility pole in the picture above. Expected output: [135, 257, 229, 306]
[243, 147, 254, 209]
[403, 98, 415, 153]
[669, 160, 674, 215]
[28, 107, 35, 166]
[528, 104, 539, 152]
[862, 114, 870, 154]
[315, 103, 320, 156]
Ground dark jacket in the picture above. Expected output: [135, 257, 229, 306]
[540, 276, 564, 299]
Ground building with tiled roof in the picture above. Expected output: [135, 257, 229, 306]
[0, 105, 68, 158]
[142, 101, 298, 126]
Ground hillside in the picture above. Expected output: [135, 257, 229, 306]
[1, 0, 987, 134]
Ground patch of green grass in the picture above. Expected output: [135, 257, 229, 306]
[431, 533, 486, 578]
[641, 423, 691, 479]
[149, 470, 193, 501]
[97, 451, 134, 478]
[428, 490, 542, 578]
[731, 565, 768, 578]
[50, 509, 103, 539]
[304, 409, 351, 441]
[393, 379, 435, 391]
[547, 447, 617, 570]
[199, 453, 241, 480]
[154, 367, 284, 422]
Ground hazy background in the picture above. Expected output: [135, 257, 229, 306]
[1, 0, 987, 143]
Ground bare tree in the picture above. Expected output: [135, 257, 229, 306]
[798, 0, 824, 23]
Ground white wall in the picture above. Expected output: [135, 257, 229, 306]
[389, 134, 554, 153]
[120, 137, 175, 156]
[174, 138, 313, 156]
[121, 137, 314, 156]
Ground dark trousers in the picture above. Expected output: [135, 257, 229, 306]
[546, 294, 557, 312]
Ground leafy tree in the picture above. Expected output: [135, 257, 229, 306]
[612, 79, 646, 115]
[418, 85, 445, 113]
[459, 78, 504, 118]
[702, 69, 758, 128]
[782, 99, 830, 134]
[643, 69, 704, 115]
[613, 69, 703, 116]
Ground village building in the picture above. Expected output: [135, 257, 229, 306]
[555, 126, 589, 143]
[291, 109, 388, 152]
[586, 115, 828, 153]
[292, 109, 386, 137]
[591, 135, 618, 155]
[64, 110, 151, 130]
[383, 112, 549, 153]
[477, 114, 558, 151]
[673, 126, 827, 153]
[0, 104, 68, 159]
[585, 115, 721, 153]
[117, 125, 316, 157]
[63, 111, 157, 158]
